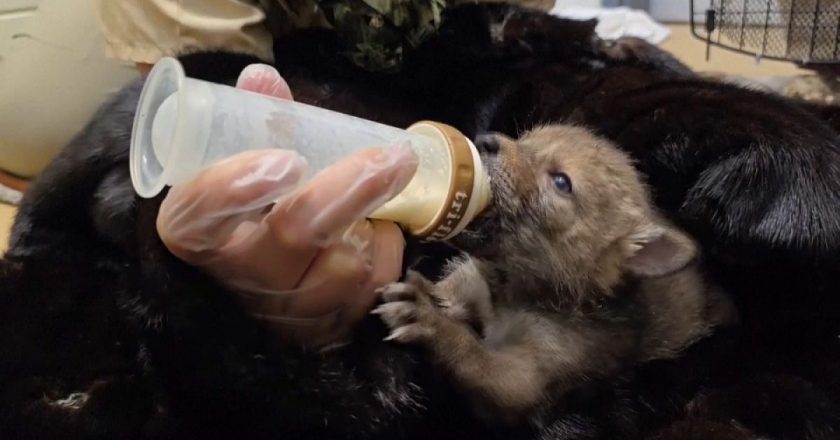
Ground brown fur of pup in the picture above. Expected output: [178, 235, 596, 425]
[374, 125, 737, 426]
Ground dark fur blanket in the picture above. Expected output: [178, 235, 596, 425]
[3, 4, 840, 439]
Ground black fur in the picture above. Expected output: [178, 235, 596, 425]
[3, 3, 840, 439]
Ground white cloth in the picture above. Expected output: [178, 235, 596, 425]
[550, 6, 671, 44]
[0, 184, 22, 206]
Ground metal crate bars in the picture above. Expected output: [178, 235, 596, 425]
[691, 0, 840, 64]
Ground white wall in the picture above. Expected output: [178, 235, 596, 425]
[649, 0, 710, 22]
[0, 0, 138, 177]
[555, 0, 602, 8]
[0, 0, 39, 61]
[555, 0, 711, 23]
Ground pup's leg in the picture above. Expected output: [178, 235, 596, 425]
[375, 272, 634, 424]
[427, 257, 495, 330]
[373, 275, 544, 423]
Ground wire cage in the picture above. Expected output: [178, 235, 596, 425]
[690, 0, 840, 65]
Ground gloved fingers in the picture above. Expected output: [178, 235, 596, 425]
[346, 220, 406, 322]
[236, 63, 294, 100]
[288, 220, 377, 314]
[266, 145, 418, 250]
[242, 239, 368, 318]
[216, 218, 375, 296]
[157, 149, 307, 264]
[240, 231, 373, 344]
[235, 220, 404, 348]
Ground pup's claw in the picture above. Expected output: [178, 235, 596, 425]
[379, 282, 419, 302]
[376, 280, 441, 344]
[430, 295, 450, 309]
[371, 301, 416, 328]
[384, 324, 433, 343]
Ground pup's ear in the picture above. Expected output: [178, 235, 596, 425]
[624, 218, 697, 278]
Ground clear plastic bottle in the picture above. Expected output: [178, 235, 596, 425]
[131, 57, 491, 240]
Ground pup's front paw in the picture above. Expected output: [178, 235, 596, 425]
[372, 272, 442, 344]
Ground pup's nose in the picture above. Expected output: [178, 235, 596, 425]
[475, 134, 500, 154]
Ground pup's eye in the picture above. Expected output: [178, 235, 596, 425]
[551, 172, 572, 193]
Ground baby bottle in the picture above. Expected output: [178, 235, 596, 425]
[130, 57, 491, 241]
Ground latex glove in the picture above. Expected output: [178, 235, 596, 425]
[156, 64, 419, 348]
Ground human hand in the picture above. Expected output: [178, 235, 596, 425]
[156, 64, 418, 348]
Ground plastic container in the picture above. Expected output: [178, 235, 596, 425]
[130, 57, 491, 240]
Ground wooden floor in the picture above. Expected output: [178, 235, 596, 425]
[1, 203, 14, 254]
[659, 24, 807, 78]
[0, 25, 814, 255]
